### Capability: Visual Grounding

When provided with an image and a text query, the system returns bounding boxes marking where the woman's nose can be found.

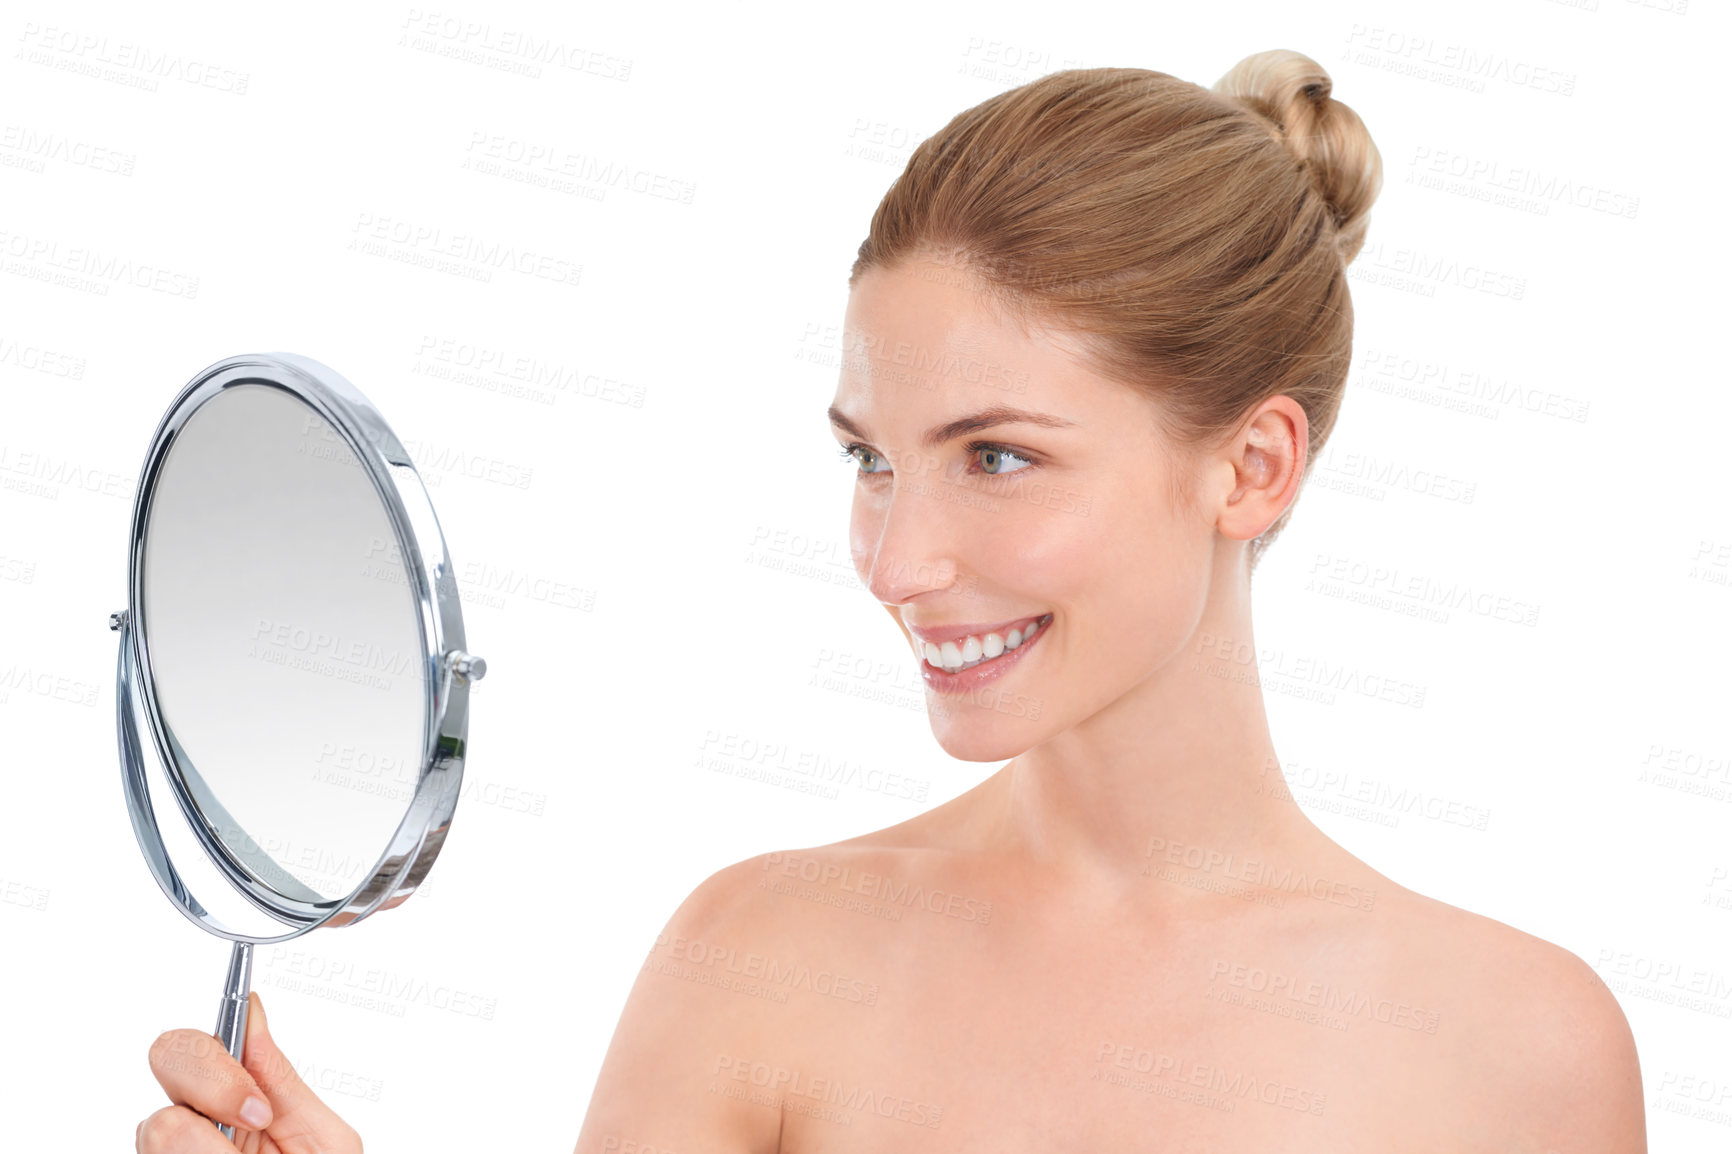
[855,489,963,605]
[865,550,960,605]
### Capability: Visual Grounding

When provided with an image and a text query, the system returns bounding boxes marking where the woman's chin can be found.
[926,714,1042,764]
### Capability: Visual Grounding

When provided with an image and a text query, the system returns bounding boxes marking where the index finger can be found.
[137,1104,253,1154]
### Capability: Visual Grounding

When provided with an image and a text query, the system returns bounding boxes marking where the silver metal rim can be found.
[117,352,472,943]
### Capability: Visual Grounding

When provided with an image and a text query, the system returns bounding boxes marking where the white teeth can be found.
[919,615,1047,673]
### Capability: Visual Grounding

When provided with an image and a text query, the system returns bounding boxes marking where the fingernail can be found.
[239,1095,271,1128]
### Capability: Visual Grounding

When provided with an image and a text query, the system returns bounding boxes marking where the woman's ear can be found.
[1217,396,1307,544]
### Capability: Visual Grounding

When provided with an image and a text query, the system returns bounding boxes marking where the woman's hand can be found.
[137,991,364,1153]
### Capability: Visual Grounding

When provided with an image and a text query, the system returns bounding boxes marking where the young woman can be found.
[136,49,1646,1153]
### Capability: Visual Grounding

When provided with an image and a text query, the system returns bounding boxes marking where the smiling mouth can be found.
[913,613,1052,674]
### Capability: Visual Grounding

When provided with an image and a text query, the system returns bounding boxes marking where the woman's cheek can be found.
[1070,482,1203,634]
[967,495,1085,589]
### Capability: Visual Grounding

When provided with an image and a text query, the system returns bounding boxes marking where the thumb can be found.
[240,992,340,1135]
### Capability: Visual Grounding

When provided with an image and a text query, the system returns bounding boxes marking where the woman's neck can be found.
[977,594,1341,908]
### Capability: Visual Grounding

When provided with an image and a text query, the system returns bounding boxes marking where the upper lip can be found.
[903,613,1048,647]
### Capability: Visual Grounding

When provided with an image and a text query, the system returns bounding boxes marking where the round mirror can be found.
[113,352,485,1137]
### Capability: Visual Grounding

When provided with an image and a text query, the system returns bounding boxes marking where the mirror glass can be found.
[139,383,427,904]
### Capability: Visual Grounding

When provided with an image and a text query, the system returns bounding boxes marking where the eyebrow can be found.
[827,404,1076,450]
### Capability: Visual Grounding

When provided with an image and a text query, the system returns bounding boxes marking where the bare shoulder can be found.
[572,852,817,1154]
[663,780,988,951]
[1378,884,1647,1151]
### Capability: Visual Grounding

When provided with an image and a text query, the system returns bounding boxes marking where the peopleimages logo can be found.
[14,22,251,94]
[348,212,582,288]
[710,1055,944,1128]
[760,852,993,924]
[0,227,199,298]
[1143,836,1377,911]
[647,933,880,1006]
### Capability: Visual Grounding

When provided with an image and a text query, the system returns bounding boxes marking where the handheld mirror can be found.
[112,353,485,1138]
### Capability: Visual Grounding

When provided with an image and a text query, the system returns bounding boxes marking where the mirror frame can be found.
[116,352,475,944]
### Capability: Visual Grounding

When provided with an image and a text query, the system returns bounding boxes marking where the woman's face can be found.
[831,258,1243,762]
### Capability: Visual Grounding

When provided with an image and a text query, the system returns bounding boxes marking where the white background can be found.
[1,0,1727,1149]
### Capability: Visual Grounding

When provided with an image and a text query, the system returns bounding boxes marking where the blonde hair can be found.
[849,49,1384,571]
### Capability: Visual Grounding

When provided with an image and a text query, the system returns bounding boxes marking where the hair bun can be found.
[1212,49,1383,264]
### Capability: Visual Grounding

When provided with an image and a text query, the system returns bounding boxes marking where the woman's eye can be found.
[838,443,889,474]
[971,442,1034,476]
[837,441,1035,478]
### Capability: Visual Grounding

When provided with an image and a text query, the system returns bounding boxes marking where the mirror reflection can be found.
[140,383,427,903]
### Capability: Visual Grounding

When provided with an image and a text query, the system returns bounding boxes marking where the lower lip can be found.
[917,614,1052,694]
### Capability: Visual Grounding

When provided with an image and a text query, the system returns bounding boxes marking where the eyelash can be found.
[836,440,1036,479]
